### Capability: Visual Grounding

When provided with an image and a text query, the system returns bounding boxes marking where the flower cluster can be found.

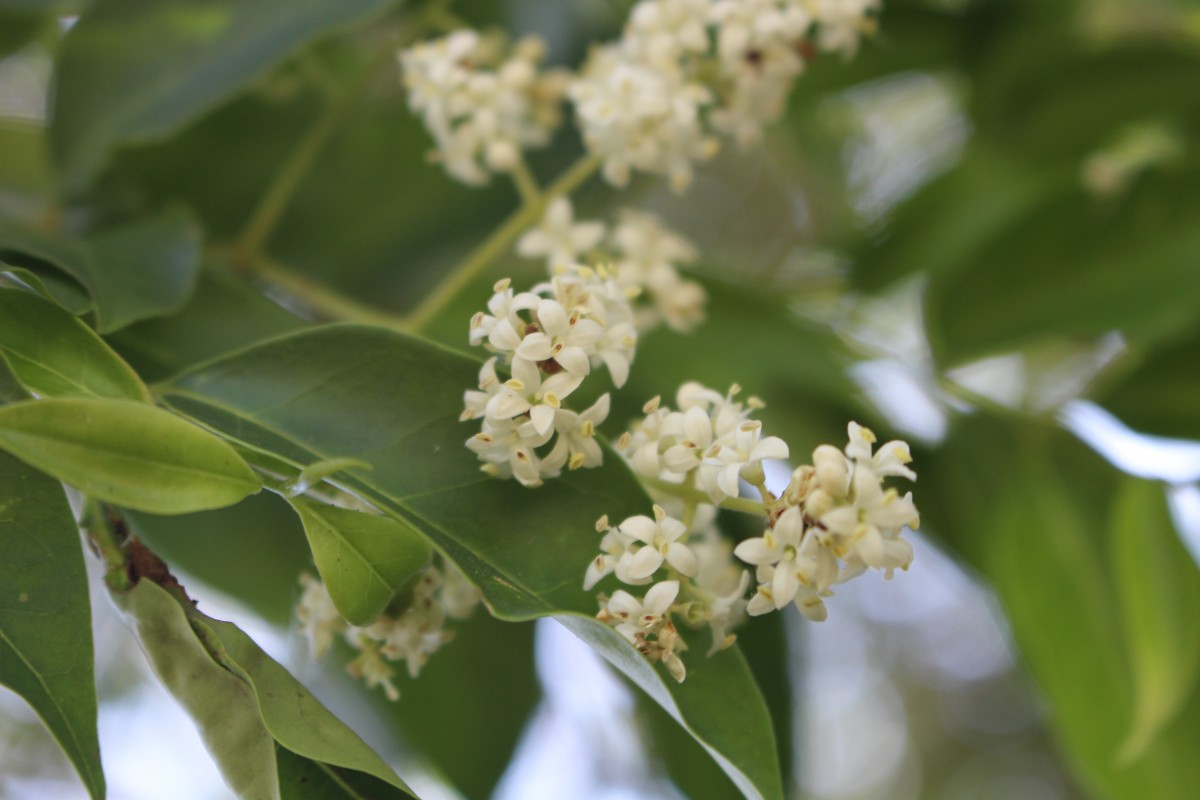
[399,30,569,185]
[462,266,637,486]
[585,384,917,682]
[570,0,883,189]
[296,563,481,700]
[516,198,707,332]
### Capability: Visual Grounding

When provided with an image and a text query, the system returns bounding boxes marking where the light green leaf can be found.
[116,579,415,798]
[114,579,281,799]
[0,287,150,401]
[287,495,432,626]
[161,324,784,800]
[50,0,399,192]
[0,209,202,332]
[195,614,415,796]
[0,397,261,513]
[0,450,104,800]
[1111,478,1200,762]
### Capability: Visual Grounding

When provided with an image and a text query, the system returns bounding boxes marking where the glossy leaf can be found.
[0,450,104,800]
[0,287,150,401]
[51,0,398,192]
[0,209,202,332]
[1111,478,1200,762]
[161,324,784,800]
[0,397,261,513]
[287,495,432,626]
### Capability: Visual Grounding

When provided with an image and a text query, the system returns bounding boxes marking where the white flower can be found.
[615,505,699,583]
[602,579,680,642]
[461,357,502,421]
[820,463,918,574]
[344,633,401,700]
[698,419,790,502]
[296,574,344,660]
[516,198,607,266]
[485,356,584,436]
[515,297,603,377]
[610,209,706,331]
[400,31,569,185]
[624,0,713,67]
[469,278,539,350]
[440,561,482,619]
[844,421,917,481]
[543,393,610,475]
[466,415,553,487]
[808,0,880,57]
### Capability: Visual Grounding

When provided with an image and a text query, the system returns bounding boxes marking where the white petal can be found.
[555,346,591,376]
[666,543,698,577]
[750,436,789,463]
[530,404,556,436]
[620,515,659,544]
[537,299,568,335]
[717,463,742,499]
[488,319,523,352]
[516,332,553,361]
[643,580,679,615]
[734,537,781,566]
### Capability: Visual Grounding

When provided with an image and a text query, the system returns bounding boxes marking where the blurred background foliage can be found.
[2,0,1200,797]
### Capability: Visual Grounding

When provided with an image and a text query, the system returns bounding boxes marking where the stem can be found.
[642,477,767,518]
[80,499,131,592]
[249,254,406,328]
[510,157,542,207]
[236,50,391,260]
[404,153,601,332]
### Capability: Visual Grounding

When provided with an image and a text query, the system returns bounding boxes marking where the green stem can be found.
[404,153,601,332]
[248,255,406,328]
[80,499,131,592]
[642,477,766,517]
[511,157,542,207]
[236,49,391,261]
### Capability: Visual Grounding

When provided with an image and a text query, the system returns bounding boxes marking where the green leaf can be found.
[1096,327,1200,441]
[1,263,92,315]
[0,397,261,513]
[0,209,203,332]
[0,119,52,199]
[925,168,1200,364]
[50,0,399,192]
[287,495,432,626]
[107,264,306,382]
[275,746,412,800]
[115,578,415,798]
[195,612,415,796]
[114,579,281,799]
[1111,478,1200,763]
[160,324,784,800]
[0,450,104,800]
[0,286,150,401]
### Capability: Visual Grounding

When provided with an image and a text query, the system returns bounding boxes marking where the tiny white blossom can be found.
[516,198,607,266]
[698,419,790,503]
[296,574,344,660]
[543,393,610,476]
[614,506,699,583]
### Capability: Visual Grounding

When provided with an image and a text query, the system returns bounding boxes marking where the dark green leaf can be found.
[160,324,784,800]
[1096,327,1200,441]
[925,168,1200,364]
[0,13,45,58]
[0,209,203,332]
[0,286,150,401]
[1,263,92,314]
[0,397,261,513]
[106,264,306,381]
[0,450,104,800]
[287,495,432,626]
[275,745,411,800]
[51,0,399,192]
[1111,478,1200,762]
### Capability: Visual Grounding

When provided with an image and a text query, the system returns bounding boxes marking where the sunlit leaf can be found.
[0,450,104,800]
[0,397,261,513]
[51,0,399,192]
[0,209,203,332]
[287,495,432,626]
[161,324,784,800]
[1111,478,1200,762]
[0,286,150,401]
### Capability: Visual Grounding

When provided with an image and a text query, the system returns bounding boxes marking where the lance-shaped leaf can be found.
[51,0,399,192]
[1111,478,1200,762]
[160,323,784,800]
[0,397,261,513]
[0,450,104,800]
[287,495,433,626]
[0,210,202,332]
[115,578,414,799]
[0,286,151,401]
